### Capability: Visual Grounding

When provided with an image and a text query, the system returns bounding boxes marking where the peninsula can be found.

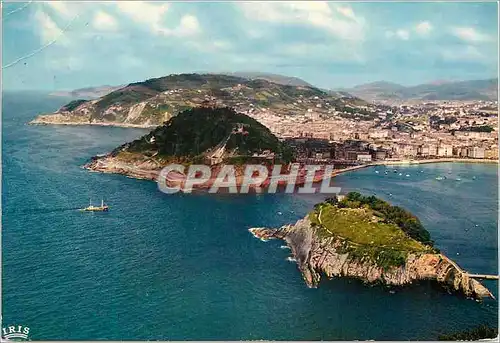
[250,192,495,300]
[29,73,366,128]
[84,106,294,186]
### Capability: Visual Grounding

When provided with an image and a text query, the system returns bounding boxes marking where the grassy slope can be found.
[311,205,429,252]
[309,203,433,270]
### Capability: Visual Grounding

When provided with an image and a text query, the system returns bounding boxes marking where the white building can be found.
[357,154,373,162]
[468,147,485,159]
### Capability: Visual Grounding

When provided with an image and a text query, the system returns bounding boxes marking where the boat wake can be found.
[8,207,82,215]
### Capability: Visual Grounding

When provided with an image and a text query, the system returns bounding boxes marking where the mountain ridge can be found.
[342,78,498,102]
[30,73,370,128]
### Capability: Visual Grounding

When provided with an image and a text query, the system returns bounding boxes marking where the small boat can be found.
[375,171,379,174]
[405,174,410,177]
[398,173,403,176]
[455,178,461,181]
[435,176,445,180]
[80,199,109,212]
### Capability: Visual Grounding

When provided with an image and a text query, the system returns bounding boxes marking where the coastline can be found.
[330,158,498,177]
[83,153,498,190]
[370,158,498,165]
[248,216,495,300]
[28,118,157,129]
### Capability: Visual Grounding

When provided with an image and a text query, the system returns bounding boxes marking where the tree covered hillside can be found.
[114,107,293,163]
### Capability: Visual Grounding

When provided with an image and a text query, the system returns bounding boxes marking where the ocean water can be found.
[2,93,498,340]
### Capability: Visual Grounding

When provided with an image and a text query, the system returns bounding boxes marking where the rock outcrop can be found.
[250,217,494,300]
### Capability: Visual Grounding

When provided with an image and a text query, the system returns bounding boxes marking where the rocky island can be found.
[250,192,494,300]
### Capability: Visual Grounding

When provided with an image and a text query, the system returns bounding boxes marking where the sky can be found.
[1,1,498,91]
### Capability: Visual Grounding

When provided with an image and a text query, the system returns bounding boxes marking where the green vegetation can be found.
[438,325,498,341]
[334,103,378,121]
[136,73,246,93]
[117,107,292,163]
[54,74,370,127]
[338,192,433,245]
[95,86,158,112]
[309,193,434,270]
[140,104,171,121]
[459,125,494,133]
[61,99,87,111]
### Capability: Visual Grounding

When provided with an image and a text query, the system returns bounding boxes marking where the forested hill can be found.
[113,106,292,163]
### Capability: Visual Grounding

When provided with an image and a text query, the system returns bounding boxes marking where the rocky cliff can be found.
[250,216,494,300]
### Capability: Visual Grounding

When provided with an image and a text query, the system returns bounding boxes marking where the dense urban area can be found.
[245,98,498,164]
[35,74,498,166]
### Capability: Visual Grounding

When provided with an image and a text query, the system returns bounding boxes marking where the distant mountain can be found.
[219,72,314,87]
[342,78,498,102]
[31,73,369,128]
[50,85,124,99]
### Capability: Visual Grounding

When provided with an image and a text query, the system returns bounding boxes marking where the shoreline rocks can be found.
[29,115,157,129]
[249,217,494,300]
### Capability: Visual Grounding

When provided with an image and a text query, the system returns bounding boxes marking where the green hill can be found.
[113,106,292,164]
[31,73,369,127]
[343,78,498,102]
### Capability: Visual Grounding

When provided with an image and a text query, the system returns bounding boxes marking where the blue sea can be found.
[2,93,498,340]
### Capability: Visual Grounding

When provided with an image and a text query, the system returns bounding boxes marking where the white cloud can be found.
[93,11,118,31]
[279,42,364,63]
[386,29,410,40]
[451,27,492,43]
[441,45,485,61]
[187,39,232,54]
[238,2,365,41]
[247,29,265,39]
[48,55,83,71]
[415,21,432,35]
[174,15,201,36]
[335,6,358,22]
[212,40,231,50]
[44,1,75,19]
[34,10,69,46]
[116,1,169,33]
[116,2,199,37]
[396,29,410,40]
